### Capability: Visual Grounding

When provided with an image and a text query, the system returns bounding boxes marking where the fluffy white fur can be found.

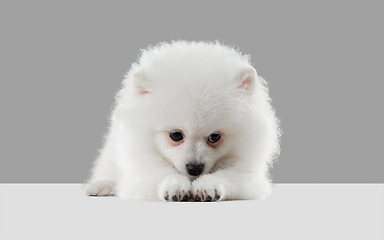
[85,41,281,201]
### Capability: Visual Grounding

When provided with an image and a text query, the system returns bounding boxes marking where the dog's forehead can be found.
[155,106,228,133]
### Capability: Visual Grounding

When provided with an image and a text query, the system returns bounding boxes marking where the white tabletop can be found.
[0,184,383,240]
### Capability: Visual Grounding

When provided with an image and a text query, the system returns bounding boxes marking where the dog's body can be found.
[85,41,280,201]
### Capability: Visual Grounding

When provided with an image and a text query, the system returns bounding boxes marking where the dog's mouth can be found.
[178,168,199,180]
[173,165,205,181]
[161,154,217,180]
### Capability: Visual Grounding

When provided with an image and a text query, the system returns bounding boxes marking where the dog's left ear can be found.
[237,66,257,93]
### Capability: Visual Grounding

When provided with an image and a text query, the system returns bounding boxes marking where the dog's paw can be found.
[191,174,226,202]
[159,174,191,202]
[85,179,116,196]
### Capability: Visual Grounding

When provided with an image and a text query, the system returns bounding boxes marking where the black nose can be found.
[186,163,204,176]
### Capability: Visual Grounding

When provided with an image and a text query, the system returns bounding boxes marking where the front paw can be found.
[85,179,115,196]
[191,174,226,202]
[159,174,191,202]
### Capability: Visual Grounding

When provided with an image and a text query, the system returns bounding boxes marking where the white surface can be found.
[0,184,383,240]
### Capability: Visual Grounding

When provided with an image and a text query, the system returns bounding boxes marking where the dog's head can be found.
[124,42,262,179]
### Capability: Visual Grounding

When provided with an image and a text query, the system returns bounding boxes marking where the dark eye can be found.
[170,131,184,142]
[208,133,221,143]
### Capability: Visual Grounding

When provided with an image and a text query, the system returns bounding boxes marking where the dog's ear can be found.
[237,66,257,93]
[132,70,151,94]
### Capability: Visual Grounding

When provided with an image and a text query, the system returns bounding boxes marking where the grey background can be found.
[0,1,383,183]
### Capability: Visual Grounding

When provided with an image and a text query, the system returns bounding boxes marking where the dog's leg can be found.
[116,166,192,201]
[85,132,118,196]
[191,166,273,201]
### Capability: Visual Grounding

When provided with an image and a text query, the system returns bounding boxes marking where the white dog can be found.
[85,41,280,201]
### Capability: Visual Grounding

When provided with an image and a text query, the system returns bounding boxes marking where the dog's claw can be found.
[194,195,202,202]
[181,195,189,201]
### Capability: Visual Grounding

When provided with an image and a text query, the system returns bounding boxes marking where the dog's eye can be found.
[208,133,221,143]
[170,131,184,142]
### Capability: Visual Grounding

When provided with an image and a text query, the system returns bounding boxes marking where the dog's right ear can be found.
[132,70,151,94]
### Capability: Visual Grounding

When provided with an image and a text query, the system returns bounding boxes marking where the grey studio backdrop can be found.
[0,1,383,184]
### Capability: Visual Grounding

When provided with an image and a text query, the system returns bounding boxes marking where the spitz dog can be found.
[85,41,280,201]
